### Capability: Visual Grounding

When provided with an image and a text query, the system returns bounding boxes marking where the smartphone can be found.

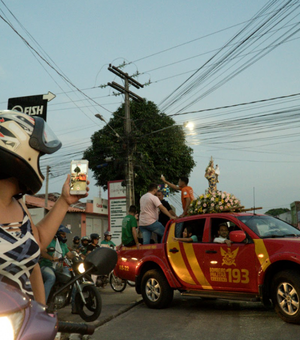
[70,160,89,195]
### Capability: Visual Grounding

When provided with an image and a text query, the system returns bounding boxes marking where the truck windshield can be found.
[236,215,300,238]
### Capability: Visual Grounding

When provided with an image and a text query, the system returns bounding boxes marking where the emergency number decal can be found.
[119,265,129,271]
[210,268,250,284]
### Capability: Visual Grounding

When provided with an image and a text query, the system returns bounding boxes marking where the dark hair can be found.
[129,205,137,213]
[148,183,158,191]
[184,225,194,236]
[179,176,189,185]
[218,223,228,230]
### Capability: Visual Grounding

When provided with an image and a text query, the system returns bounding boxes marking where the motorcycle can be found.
[46,247,117,322]
[95,244,127,292]
[0,282,95,340]
[96,270,127,292]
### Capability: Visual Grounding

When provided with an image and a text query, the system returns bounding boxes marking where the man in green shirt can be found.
[40,225,74,302]
[122,205,140,248]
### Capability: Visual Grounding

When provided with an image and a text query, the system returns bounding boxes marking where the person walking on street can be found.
[161,175,194,217]
[139,183,177,244]
[121,205,140,248]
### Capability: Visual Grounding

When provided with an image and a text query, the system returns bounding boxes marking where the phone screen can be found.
[70,160,88,194]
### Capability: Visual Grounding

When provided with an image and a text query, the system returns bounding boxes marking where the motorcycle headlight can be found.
[78,263,85,274]
[0,309,25,340]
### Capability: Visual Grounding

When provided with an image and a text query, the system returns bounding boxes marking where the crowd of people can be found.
[121,175,195,247]
[0,109,198,311]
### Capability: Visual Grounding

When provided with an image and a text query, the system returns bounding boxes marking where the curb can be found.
[61,297,143,340]
[95,297,143,327]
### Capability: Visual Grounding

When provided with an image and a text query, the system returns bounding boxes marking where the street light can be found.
[184,121,195,131]
[95,113,120,138]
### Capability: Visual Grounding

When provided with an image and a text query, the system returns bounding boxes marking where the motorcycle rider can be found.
[101,231,116,248]
[0,110,89,304]
[70,235,81,253]
[40,225,75,304]
[86,233,100,255]
[79,236,90,257]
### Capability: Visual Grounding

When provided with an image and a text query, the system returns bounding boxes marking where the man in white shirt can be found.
[139,183,176,244]
[213,223,232,246]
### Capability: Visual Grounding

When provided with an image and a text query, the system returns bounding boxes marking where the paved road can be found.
[57,285,142,339]
[90,292,300,340]
[57,286,300,340]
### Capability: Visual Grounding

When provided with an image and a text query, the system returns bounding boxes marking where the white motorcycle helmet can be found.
[0,110,62,194]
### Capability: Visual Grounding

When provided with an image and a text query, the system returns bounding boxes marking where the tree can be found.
[265,208,290,216]
[84,100,195,200]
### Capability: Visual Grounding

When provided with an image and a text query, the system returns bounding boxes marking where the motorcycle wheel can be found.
[110,273,127,292]
[75,285,102,322]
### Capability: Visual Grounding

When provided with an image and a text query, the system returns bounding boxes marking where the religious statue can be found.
[204,157,220,193]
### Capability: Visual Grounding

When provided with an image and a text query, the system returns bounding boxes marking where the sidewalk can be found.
[57,285,143,339]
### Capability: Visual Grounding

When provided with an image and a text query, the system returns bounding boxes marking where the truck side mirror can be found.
[230,230,246,243]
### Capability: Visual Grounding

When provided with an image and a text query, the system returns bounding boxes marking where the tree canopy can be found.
[265,208,290,216]
[84,100,195,199]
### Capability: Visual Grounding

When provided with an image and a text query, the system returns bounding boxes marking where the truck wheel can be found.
[141,269,173,309]
[271,270,300,324]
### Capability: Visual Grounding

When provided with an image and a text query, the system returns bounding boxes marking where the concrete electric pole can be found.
[107,64,144,212]
[44,165,51,215]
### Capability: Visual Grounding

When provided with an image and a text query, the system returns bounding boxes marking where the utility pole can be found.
[45,165,50,215]
[108,64,144,212]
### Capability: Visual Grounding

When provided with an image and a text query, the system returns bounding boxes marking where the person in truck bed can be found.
[121,205,141,248]
[139,183,176,244]
[161,175,194,217]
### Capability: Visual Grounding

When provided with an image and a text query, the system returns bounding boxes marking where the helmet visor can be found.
[30,117,62,154]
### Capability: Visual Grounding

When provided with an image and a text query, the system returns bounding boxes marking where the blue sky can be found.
[1,1,300,214]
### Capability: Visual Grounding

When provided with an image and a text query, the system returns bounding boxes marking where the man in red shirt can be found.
[161,175,194,217]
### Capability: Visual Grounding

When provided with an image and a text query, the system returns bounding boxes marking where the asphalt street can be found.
[57,285,142,339]
[57,286,300,340]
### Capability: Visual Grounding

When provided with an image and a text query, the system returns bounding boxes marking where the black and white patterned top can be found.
[0,202,40,299]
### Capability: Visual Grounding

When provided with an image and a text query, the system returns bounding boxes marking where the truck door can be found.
[166,219,213,290]
[201,217,258,292]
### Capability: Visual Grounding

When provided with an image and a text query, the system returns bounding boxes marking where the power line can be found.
[158,1,300,114]
[168,91,300,117]
[0,13,112,115]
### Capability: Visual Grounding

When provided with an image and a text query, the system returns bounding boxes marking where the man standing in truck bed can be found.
[161,175,194,217]
[139,183,176,244]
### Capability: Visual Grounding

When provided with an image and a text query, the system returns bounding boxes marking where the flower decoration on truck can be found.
[188,190,243,215]
[188,157,243,215]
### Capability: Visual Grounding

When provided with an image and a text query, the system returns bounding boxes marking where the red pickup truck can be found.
[115,212,300,324]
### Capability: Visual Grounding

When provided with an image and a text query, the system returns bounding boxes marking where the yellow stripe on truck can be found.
[253,239,271,272]
[183,243,213,290]
[167,223,196,285]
